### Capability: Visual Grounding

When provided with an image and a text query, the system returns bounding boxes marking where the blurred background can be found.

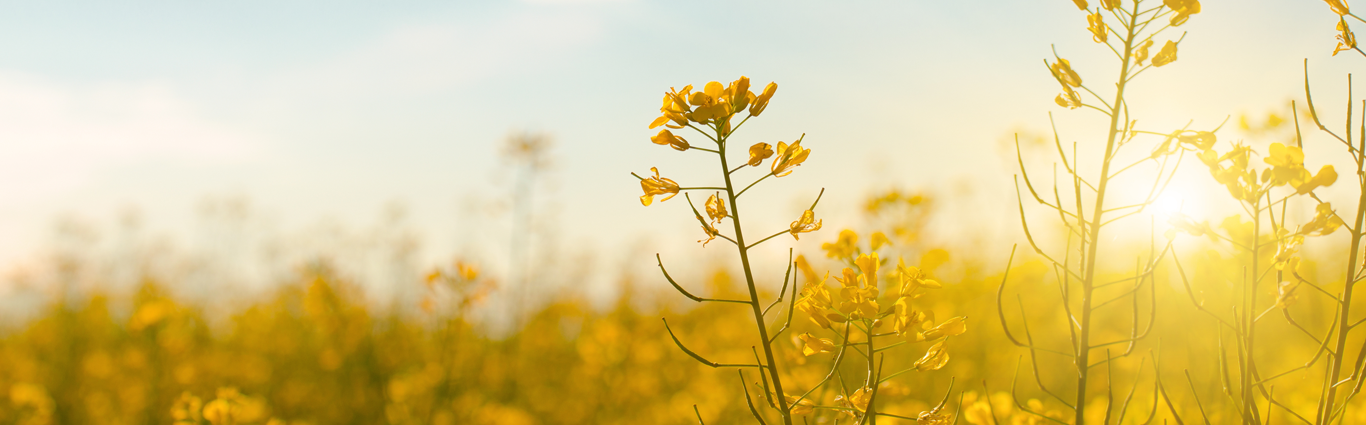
[0,0,1361,423]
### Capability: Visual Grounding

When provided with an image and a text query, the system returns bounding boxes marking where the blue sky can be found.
[0,0,1355,301]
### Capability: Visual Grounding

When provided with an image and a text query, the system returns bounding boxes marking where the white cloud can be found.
[0,72,264,203]
[269,11,604,99]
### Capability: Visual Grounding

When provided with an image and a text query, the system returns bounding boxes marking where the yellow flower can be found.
[1164,0,1200,26]
[1098,0,1119,9]
[1327,0,1351,15]
[649,85,693,129]
[822,229,859,259]
[1301,202,1344,236]
[750,82,778,116]
[727,76,752,112]
[704,192,728,225]
[649,129,690,151]
[914,340,951,371]
[789,209,823,240]
[1135,39,1154,65]
[1295,165,1338,195]
[917,409,952,425]
[870,231,891,250]
[1087,12,1108,43]
[1050,58,1083,87]
[1056,86,1083,109]
[798,333,837,356]
[1152,40,1178,67]
[747,142,774,167]
[772,137,811,177]
[836,265,879,320]
[1070,0,1088,10]
[855,252,880,289]
[1336,18,1357,56]
[921,316,968,340]
[697,219,720,247]
[638,167,680,206]
[836,387,874,415]
[896,258,943,296]
[1264,143,1307,186]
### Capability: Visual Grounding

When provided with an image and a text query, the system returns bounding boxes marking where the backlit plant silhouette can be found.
[1000,0,1210,423]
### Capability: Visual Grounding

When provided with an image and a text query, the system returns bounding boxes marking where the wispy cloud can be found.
[0,71,264,203]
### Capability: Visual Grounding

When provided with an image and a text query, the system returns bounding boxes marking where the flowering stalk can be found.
[635,77,820,424]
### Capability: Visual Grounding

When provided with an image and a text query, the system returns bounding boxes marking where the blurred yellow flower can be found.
[1165,0,1200,26]
[1087,12,1108,43]
[1295,165,1338,195]
[650,129,690,151]
[638,167,680,206]
[747,142,774,167]
[1050,58,1083,87]
[1071,0,1088,10]
[1056,87,1083,109]
[822,229,859,259]
[789,210,823,240]
[1135,39,1154,65]
[1301,202,1344,236]
[1099,0,1119,9]
[870,231,891,250]
[771,137,811,177]
[1152,40,1178,67]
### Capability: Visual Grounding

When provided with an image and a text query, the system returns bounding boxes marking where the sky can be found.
[0,0,1358,304]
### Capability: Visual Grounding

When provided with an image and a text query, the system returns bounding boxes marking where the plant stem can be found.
[718,126,793,425]
[1073,5,1139,425]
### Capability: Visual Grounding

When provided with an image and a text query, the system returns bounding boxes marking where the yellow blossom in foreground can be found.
[771,137,811,177]
[789,210,823,240]
[1098,0,1119,9]
[1165,0,1200,26]
[747,142,774,166]
[649,129,689,151]
[1087,12,1107,43]
[1071,0,1088,11]
[914,340,951,371]
[1152,40,1178,67]
[638,167,680,206]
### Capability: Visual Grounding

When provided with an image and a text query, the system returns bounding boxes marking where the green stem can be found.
[718,126,794,425]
